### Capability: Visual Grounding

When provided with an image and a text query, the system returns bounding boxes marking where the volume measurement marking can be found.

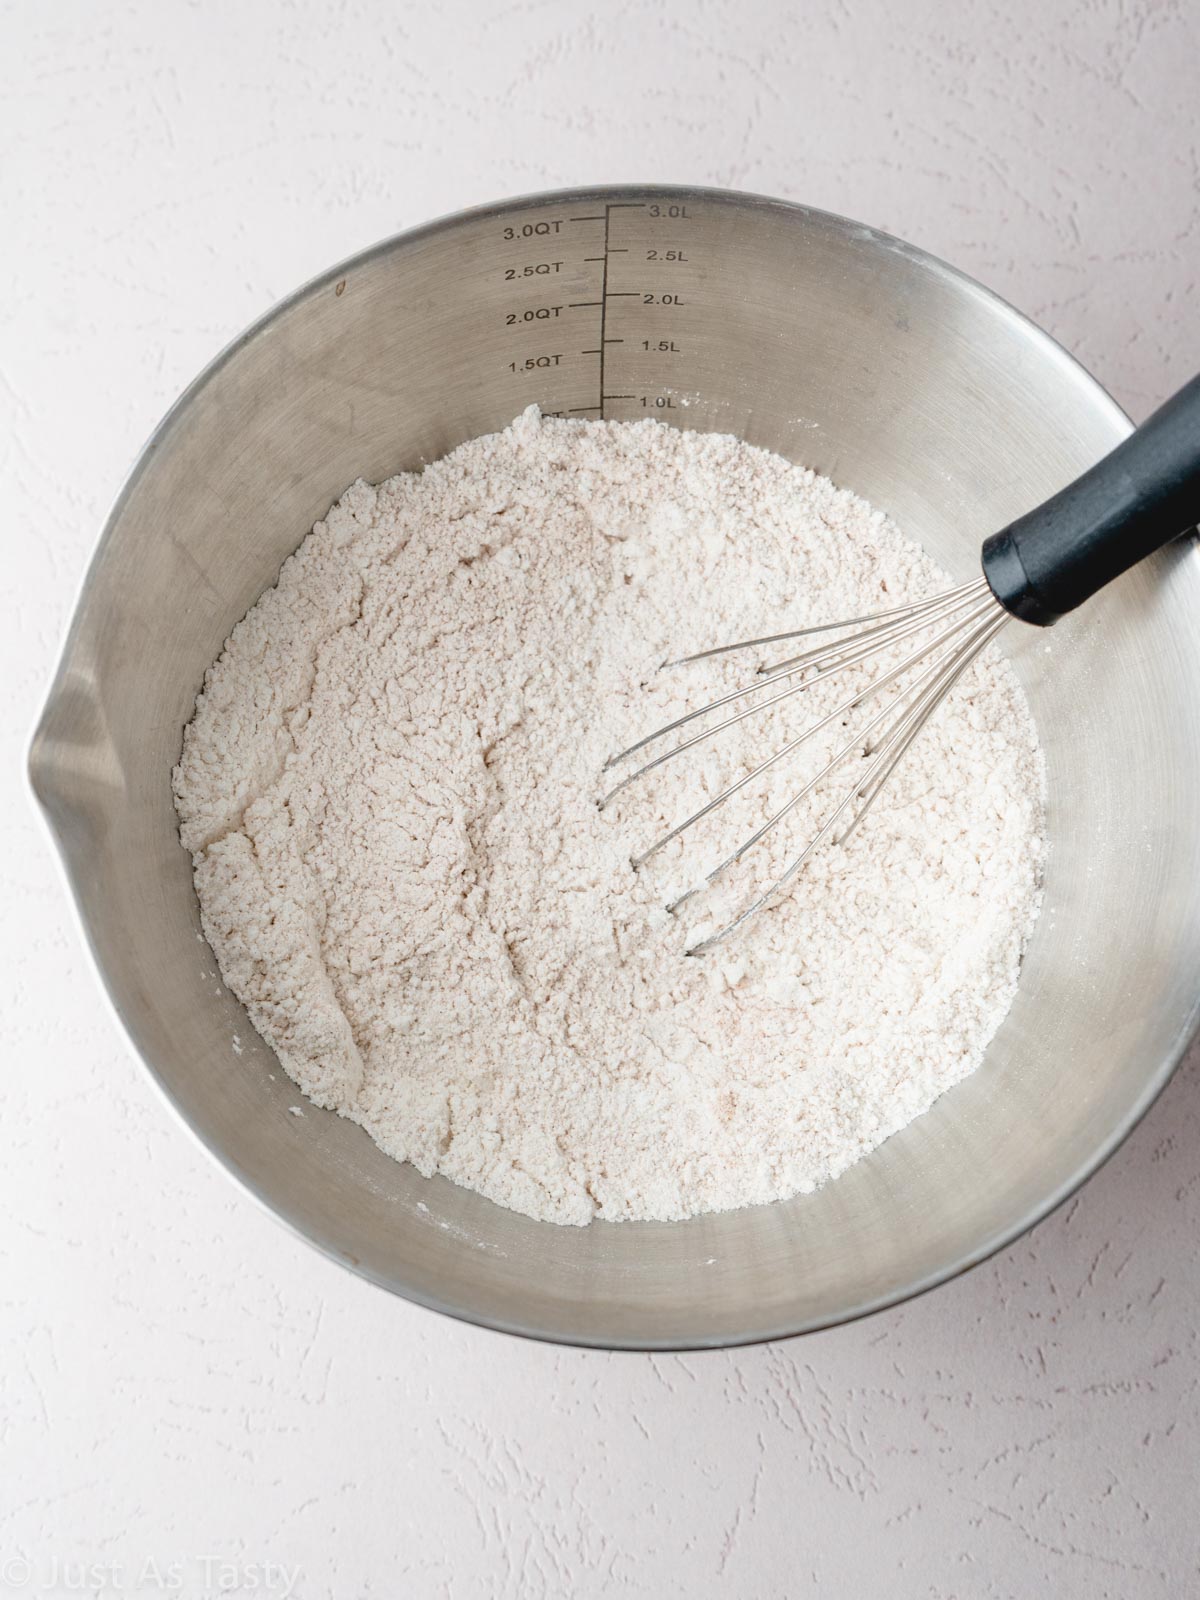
[574,202,646,418]
[503,201,691,415]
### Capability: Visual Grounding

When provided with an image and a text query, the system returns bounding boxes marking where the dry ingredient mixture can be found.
[174,409,1045,1225]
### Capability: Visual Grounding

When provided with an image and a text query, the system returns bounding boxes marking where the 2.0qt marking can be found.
[505,306,564,324]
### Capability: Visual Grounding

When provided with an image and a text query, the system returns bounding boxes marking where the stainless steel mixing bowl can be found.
[30,185,1200,1349]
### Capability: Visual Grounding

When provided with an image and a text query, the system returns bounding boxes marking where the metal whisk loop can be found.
[601,575,1011,952]
[835,610,1009,852]
[629,592,997,868]
[665,577,990,668]
[664,620,989,914]
[600,577,991,806]
[684,606,1009,955]
[756,579,990,676]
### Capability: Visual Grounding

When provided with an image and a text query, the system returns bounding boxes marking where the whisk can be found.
[601,374,1200,955]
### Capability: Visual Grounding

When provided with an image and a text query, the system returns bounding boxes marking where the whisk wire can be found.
[604,569,1011,951]
[834,609,1008,850]
[666,577,990,668]
[631,592,996,869]
[758,579,990,676]
[684,606,1008,955]
[666,618,993,913]
[601,579,991,798]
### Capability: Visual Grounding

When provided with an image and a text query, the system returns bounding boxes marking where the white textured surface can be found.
[3,0,1199,1593]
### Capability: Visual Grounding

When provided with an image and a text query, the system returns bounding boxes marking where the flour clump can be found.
[173,409,1045,1225]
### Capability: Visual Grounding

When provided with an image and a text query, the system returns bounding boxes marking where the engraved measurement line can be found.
[595,202,645,416]
[598,208,612,416]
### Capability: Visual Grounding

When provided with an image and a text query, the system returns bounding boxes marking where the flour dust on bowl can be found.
[31,186,1200,1349]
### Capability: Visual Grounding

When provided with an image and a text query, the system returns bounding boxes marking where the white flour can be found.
[174,409,1045,1225]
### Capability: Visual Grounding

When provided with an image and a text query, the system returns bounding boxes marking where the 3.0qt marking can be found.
[502,220,565,238]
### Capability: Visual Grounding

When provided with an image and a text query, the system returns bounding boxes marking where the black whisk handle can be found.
[981,372,1200,626]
